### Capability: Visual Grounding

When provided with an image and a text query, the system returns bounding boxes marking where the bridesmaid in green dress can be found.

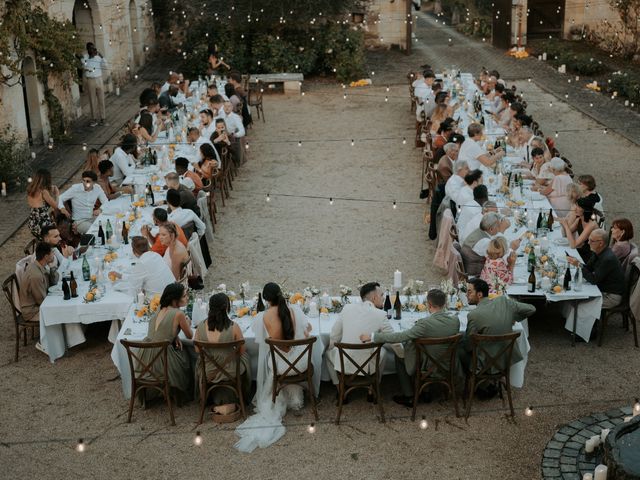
[195,293,251,415]
[139,282,194,402]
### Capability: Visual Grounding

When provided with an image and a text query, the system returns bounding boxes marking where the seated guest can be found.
[524,147,552,183]
[480,237,515,293]
[136,92,163,143]
[326,282,402,387]
[610,218,635,265]
[432,119,454,150]
[159,223,190,282]
[444,160,469,210]
[516,126,535,164]
[434,132,464,163]
[20,242,58,322]
[58,171,109,234]
[359,288,460,407]
[109,133,138,186]
[577,174,604,213]
[559,198,600,262]
[97,160,132,200]
[429,143,461,240]
[159,84,181,111]
[223,100,246,167]
[461,212,518,276]
[457,169,483,210]
[208,94,226,121]
[179,126,218,166]
[537,157,573,217]
[462,278,535,371]
[109,236,175,295]
[458,123,504,172]
[194,143,220,182]
[211,118,231,158]
[224,83,242,112]
[456,185,488,237]
[567,229,625,309]
[40,225,74,272]
[175,156,203,195]
[460,200,497,243]
[227,71,252,127]
[166,189,206,237]
[165,172,200,216]
[199,108,216,139]
[531,136,552,161]
[195,292,251,416]
[494,91,516,128]
[138,282,193,402]
[141,208,188,255]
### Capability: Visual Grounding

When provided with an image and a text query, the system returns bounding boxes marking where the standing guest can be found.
[109,236,175,295]
[164,172,200,216]
[459,123,504,172]
[610,218,635,265]
[227,71,252,127]
[82,42,108,127]
[325,282,402,387]
[194,293,251,416]
[26,169,58,239]
[175,157,203,195]
[19,242,58,323]
[480,237,515,293]
[141,208,188,256]
[223,101,246,166]
[359,289,460,407]
[567,229,625,309]
[57,171,109,234]
[83,148,101,174]
[138,282,193,402]
[158,223,190,282]
[211,118,232,158]
[109,134,138,186]
[538,157,573,217]
[166,189,206,237]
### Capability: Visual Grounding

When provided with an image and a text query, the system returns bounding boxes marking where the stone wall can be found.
[0,0,155,145]
[364,0,412,51]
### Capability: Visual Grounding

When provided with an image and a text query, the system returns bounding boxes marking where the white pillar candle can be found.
[137,291,145,308]
[585,438,595,453]
[593,465,607,480]
[590,435,600,447]
[542,52,547,60]
[624,416,633,422]
[1,182,6,197]
[600,429,610,442]
[583,474,593,480]
[116,87,120,96]
[394,270,402,288]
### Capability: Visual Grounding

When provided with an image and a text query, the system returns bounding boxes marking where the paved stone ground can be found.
[542,407,634,479]
[0,57,180,247]
[366,13,640,146]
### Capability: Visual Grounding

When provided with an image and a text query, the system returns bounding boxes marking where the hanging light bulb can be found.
[76,439,86,452]
[555,131,559,138]
[350,139,355,146]
[27,177,33,183]
[402,138,407,145]
[419,416,428,429]
[297,141,302,147]
[385,96,388,102]
[386,85,390,92]
[82,143,87,151]
[343,93,347,100]
[47,138,54,150]
[193,431,203,446]
[393,201,397,209]
[603,128,608,134]
[329,198,334,205]
[524,406,534,417]
[245,142,249,150]
[307,423,316,433]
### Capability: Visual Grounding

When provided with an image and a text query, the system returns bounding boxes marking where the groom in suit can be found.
[325,282,403,388]
[360,289,460,407]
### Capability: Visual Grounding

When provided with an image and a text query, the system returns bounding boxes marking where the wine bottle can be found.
[547,208,554,231]
[122,221,129,245]
[536,211,543,230]
[563,266,572,291]
[383,291,392,320]
[574,267,583,291]
[256,293,265,312]
[152,150,158,165]
[105,219,113,242]
[393,290,402,320]
[528,248,536,273]
[62,276,71,300]
[69,271,78,298]
[528,269,536,293]
[146,183,155,206]
[82,255,91,281]
[97,221,105,246]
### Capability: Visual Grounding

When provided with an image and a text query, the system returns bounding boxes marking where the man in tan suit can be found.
[325,282,402,389]
[19,243,58,322]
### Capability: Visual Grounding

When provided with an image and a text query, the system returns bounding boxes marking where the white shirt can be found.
[200,121,216,140]
[459,138,486,171]
[224,112,245,138]
[160,81,170,94]
[126,251,175,297]
[456,200,482,236]
[460,212,483,243]
[82,54,108,79]
[168,207,206,237]
[457,186,474,210]
[58,184,109,221]
[109,147,135,185]
[445,175,466,205]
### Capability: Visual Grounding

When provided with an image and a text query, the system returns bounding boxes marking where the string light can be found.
[329,197,334,205]
[307,423,316,433]
[402,138,406,145]
[393,201,397,209]
[419,416,428,429]
[82,143,87,151]
[47,138,54,150]
[297,140,302,147]
[265,194,270,202]
[76,439,86,452]
[525,406,534,417]
[350,139,354,146]
[193,431,203,446]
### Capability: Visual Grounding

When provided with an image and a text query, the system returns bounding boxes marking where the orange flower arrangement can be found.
[289,292,304,304]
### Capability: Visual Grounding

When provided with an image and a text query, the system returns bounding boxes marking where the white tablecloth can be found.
[110,300,530,399]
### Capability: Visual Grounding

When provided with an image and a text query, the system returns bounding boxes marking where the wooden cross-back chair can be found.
[265,337,318,420]
[465,332,521,419]
[120,339,175,425]
[3,273,39,362]
[412,334,463,419]
[194,339,247,424]
[248,82,265,122]
[334,342,385,425]
[598,262,640,347]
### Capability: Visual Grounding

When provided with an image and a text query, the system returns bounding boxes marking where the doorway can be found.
[527,0,565,39]
[21,57,44,145]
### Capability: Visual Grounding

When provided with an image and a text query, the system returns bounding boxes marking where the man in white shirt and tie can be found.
[109,134,138,186]
[109,237,176,296]
[82,43,108,127]
[58,171,109,234]
[325,282,402,391]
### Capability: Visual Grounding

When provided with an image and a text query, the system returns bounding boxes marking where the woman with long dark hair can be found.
[194,293,251,417]
[26,168,58,239]
[137,282,193,401]
[235,282,319,453]
[194,143,219,181]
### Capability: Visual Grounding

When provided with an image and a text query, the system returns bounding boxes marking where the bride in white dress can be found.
[235,283,322,452]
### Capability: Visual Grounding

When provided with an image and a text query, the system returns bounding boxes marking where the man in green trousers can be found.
[360,289,460,407]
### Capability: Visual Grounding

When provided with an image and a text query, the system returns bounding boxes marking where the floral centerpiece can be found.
[239,281,250,305]
[83,286,100,303]
[402,279,424,298]
[216,283,237,301]
[339,285,352,305]
[135,294,161,319]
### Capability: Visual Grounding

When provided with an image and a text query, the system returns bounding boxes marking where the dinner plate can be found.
[530,192,544,201]
[554,238,569,246]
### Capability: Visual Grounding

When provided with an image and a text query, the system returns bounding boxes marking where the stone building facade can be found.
[0,0,155,145]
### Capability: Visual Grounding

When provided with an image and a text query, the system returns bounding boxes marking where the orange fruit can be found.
[85,292,94,301]
[320,307,329,314]
[553,285,562,293]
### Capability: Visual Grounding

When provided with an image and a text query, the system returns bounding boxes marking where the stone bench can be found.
[249,73,303,93]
